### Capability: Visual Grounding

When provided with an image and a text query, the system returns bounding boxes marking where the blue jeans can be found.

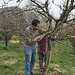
[24,46,37,75]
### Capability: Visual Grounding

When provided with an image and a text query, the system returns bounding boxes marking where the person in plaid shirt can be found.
[38,27,50,72]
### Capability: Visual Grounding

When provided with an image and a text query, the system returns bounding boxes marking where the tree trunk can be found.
[5,36,8,46]
[74,49,75,55]
[71,40,75,55]
[73,44,75,55]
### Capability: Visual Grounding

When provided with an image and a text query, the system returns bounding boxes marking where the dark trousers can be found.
[38,53,46,69]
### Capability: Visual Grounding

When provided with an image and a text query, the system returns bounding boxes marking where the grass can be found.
[0,41,75,75]
[51,41,75,75]
[0,42,25,75]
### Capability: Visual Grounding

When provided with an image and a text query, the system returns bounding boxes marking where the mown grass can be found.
[0,41,75,75]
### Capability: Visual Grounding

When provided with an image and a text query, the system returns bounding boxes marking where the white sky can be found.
[0,0,74,19]
[0,0,28,8]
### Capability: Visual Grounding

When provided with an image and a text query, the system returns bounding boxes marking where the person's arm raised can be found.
[42,26,50,32]
[39,26,50,35]
[28,34,44,43]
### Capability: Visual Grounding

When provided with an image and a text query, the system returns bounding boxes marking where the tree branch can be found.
[30,0,57,21]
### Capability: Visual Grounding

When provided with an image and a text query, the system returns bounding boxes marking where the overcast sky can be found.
[0,0,74,19]
[0,0,28,8]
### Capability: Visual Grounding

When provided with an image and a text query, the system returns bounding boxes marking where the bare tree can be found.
[22,0,75,74]
[0,0,75,74]
[0,7,25,46]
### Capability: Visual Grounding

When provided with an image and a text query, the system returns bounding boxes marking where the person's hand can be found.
[40,34,44,38]
[36,34,44,40]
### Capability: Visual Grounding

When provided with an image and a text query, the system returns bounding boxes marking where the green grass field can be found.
[0,41,75,75]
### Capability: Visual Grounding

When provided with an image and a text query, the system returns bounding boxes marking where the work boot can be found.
[30,72,35,75]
